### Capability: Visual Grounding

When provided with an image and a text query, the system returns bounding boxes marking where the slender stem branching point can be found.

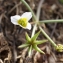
[20,0,57,50]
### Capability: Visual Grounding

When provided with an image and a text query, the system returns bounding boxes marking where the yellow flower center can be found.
[18,18,28,27]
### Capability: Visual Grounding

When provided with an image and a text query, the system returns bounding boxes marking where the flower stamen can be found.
[18,18,28,27]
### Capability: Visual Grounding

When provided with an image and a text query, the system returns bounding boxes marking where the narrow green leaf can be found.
[25,32,31,42]
[18,44,29,48]
[33,44,45,54]
[28,45,32,57]
[34,40,48,45]
[31,31,41,41]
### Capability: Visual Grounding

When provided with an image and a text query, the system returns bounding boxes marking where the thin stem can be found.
[39,19,63,23]
[31,24,37,37]
[39,26,57,47]
[36,0,44,21]
[20,0,36,21]
[31,0,44,37]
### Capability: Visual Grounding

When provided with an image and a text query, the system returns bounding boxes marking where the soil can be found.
[0,0,63,63]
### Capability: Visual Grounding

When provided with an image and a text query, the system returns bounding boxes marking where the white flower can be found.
[11,12,32,30]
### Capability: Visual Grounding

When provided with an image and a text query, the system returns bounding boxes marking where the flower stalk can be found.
[39,26,57,47]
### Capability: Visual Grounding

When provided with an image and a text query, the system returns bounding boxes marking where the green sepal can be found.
[34,40,48,45]
[33,44,45,54]
[28,45,32,57]
[18,44,29,48]
[25,32,31,42]
[31,31,41,41]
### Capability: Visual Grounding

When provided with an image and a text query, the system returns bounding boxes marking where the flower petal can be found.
[20,12,32,21]
[26,23,31,30]
[11,15,21,25]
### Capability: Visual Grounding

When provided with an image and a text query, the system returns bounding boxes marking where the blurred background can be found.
[0,0,63,63]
